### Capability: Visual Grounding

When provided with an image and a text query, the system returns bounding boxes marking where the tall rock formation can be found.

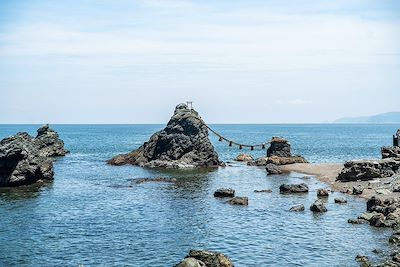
[108,103,221,168]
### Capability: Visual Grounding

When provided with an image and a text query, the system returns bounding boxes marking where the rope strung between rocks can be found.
[181,113,271,150]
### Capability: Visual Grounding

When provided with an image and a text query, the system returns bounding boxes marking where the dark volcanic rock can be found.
[265,163,283,175]
[34,124,68,157]
[228,197,248,206]
[267,137,292,157]
[310,199,327,212]
[214,188,235,198]
[337,159,400,182]
[382,146,400,159]
[0,124,67,187]
[107,103,221,168]
[279,183,309,194]
[174,250,234,267]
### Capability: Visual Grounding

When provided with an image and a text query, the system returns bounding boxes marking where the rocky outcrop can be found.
[34,124,68,157]
[248,137,307,166]
[0,125,67,187]
[107,104,221,168]
[337,159,400,182]
[382,146,400,159]
[279,183,309,194]
[174,250,234,267]
[235,154,253,162]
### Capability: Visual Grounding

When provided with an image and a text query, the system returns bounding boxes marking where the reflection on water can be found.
[0,124,397,267]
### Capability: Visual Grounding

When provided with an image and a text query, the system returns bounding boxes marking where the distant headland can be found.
[334,112,400,123]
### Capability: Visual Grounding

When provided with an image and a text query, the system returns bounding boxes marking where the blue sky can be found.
[0,0,399,123]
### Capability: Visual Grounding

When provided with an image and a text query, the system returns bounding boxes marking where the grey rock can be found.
[382,146,400,159]
[175,250,234,267]
[337,159,400,182]
[352,185,364,195]
[334,197,347,204]
[254,189,272,193]
[228,197,248,206]
[279,183,309,194]
[265,164,283,175]
[107,104,221,168]
[267,137,292,157]
[289,204,305,212]
[317,188,329,197]
[34,124,68,157]
[310,199,327,212]
[175,257,206,267]
[348,218,368,224]
[214,188,235,198]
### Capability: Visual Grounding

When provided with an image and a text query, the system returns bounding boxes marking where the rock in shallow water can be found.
[310,199,327,212]
[334,197,347,204]
[174,250,234,267]
[279,183,309,194]
[228,197,248,206]
[317,188,329,197]
[214,188,235,198]
[107,103,221,168]
[289,204,305,212]
[0,125,67,187]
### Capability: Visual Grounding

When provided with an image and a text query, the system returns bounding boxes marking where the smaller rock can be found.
[254,189,272,193]
[392,185,400,192]
[334,197,347,204]
[393,252,400,263]
[235,154,253,162]
[358,211,379,221]
[389,234,400,244]
[367,196,382,211]
[289,204,305,212]
[369,213,387,227]
[266,164,283,175]
[348,218,368,224]
[228,197,248,206]
[355,255,370,267]
[317,188,329,197]
[279,183,309,194]
[175,257,206,267]
[310,199,327,212]
[372,248,383,254]
[376,189,391,195]
[214,188,235,198]
[135,177,177,184]
[352,186,364,195]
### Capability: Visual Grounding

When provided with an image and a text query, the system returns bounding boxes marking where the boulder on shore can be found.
[174,250,234,267]
[279,183,309,194]
[382,146,400,159]
[107,103,221,168]
[0,125,67,187]
[337,159,400,182]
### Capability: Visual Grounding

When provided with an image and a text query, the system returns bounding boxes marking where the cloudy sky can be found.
[0,0,399,123]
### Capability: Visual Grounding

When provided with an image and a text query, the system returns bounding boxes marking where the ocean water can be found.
[0,124,398,267]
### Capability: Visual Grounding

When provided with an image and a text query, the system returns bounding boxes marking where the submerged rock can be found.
[228,197,248,206]
[135,177,177,184]
[310,199,327,212]
[337,159,400,182]
[174,250,234,267]
[254,189,272,193]
[334,197,347,204]
[279,183,309,194]
[0,125,67,187]
[235,154,253,162]
[214,188,235,198]
[107,104,221,168]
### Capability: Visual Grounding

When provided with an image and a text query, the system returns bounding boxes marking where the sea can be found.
[0,124,398,267]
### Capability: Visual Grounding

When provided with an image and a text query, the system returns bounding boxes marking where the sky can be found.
[0,0,399,124]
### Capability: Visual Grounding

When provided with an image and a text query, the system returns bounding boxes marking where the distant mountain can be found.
[334,112,400,123]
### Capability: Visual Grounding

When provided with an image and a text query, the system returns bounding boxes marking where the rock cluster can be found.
[248,137,307,168]
[382,146,400,159]
[174,250,234,267]
[0,125,67,187]
[107,103,221,168]
[337,159,400,182]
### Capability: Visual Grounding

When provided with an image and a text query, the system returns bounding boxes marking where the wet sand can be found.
[281,163,400,199]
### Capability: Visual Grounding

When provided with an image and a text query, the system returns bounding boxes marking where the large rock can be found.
[34,124,69,157]
[267,137,292,157]
[214,188,235,198]
[107,104,221,168]
[382,146,400,159]
[175,250,234,267]
[265,163,283,175]
[0,125,67,187]
[279,183,309,193]
[310,199,327,212]
[337,159,400,182]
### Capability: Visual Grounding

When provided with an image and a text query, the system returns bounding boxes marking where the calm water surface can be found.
[0,124,398,267]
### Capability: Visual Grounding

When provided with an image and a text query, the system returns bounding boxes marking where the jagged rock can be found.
[107,104,221,168]
[235,154,253,162]
[289,204,305,212]
[214,188,235,198]
[317,188,329,197]
[337,159,400,182]
[228,197,248,206]
[34,124,68,157]
[174,250,234,267]
[334,197,347,204]
[265,164,283,175]
[0,132,53,187]
[382,146,400,159]
[310,199,327,212]
[267,137,292,157]
[348,218,368,224]
[279,183,309,194]
[353,185,364,195]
